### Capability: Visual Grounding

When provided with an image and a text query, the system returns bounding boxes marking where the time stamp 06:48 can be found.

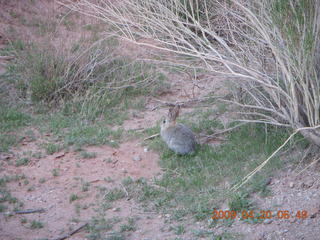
[212,210,308,220]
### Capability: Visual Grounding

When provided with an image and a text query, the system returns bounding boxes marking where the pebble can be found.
[144,147,148,152]
[133,155,142,161]
[289,182,294,188]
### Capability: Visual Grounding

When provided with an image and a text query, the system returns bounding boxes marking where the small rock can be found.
[133,155,142,161]
[144,147,149,152]
[112,208,117,212]
[264,219,273,224]
[289,182,294,188]
[165,214,170,218]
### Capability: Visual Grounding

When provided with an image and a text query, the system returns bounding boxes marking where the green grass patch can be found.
[87,217,121,240]
[0,175,26,212]
[0,107,31,132]
[104,188,126,202]
[44,143,62,155]
[29,220,44,229]
[80,151,97,159]
[119,218,136,232]
[141,107,305,223]
[69,193,80,203]
[15,157,29,167]
[0,107,31,152]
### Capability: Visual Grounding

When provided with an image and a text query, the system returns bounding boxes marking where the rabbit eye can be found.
[163,120,166,124]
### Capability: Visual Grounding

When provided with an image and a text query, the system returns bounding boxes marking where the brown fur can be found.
[168,105,180,126]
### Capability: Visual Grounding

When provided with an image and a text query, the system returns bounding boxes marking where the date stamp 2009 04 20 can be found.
[212,209,308,221]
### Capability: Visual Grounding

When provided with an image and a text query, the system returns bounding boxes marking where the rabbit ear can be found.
[168,105,180,121]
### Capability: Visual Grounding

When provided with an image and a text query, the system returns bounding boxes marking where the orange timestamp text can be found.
[212,209,308,220]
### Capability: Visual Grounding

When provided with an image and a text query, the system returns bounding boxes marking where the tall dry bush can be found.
[61,0,320,146]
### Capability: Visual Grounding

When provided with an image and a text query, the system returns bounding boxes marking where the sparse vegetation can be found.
[44,143,62,155]
[119,217,136,232]
[52,168,60,177]
[80,151,97,159]
[69,193,79,202]
[30,220,44,229]
[0,0,318,239]
[104,188,126,202]
[15,157,29,167]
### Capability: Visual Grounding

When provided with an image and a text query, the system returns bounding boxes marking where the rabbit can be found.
[160,105,197,154]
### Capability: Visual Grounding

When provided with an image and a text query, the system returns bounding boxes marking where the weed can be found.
[0,107,31,152]
[52,168,60,177]
[39,178,46,184]
[21,218,27,224]
[81,181,90,192]
[106,232,125,240]
[15,158,29,167]
[44,143,62,155]
[30,220,44,229]
[87,217,121,240]
[75,203,81,215]
[69,194,79,203]
[80,151,97,159]
[71,217,80,223]
[121,177,133,186]
[104,188,125,202]
[192,229,213,238]
[0,107,31,132]
[172,209,188,221]
[120,217,136,232]
[170,225,185,235]
[32,152,43,159]
[228,193,252,212]
[0,134,20,152]
[104,158,113,163]
[0,204,6,212]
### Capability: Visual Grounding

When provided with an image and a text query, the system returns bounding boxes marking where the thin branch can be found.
[143,133,160,141]
[5,209,46,215]
[53,223,88,240]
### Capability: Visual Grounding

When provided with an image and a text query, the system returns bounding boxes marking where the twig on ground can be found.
[4,208,45,215]
[143,133,160,141]
[53,223,88,240]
